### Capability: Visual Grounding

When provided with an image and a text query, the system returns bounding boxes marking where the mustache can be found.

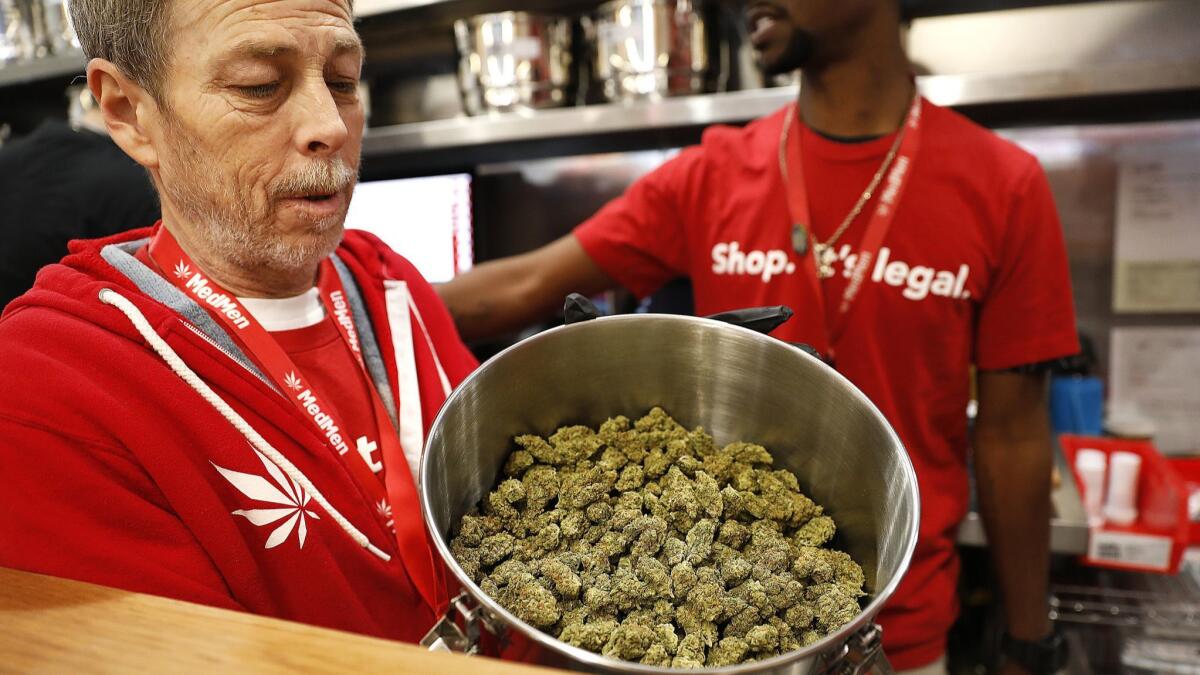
[271,159,358,199]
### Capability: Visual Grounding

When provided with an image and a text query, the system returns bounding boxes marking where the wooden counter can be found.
[0,567,569,674]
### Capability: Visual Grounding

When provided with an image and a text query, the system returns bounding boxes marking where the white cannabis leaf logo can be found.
[377,499,394,531]
[284,371,303,391]
[212,448,320,550]
[173,260,192,279]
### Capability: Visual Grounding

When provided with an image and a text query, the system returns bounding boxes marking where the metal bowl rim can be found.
[419,313,921,673]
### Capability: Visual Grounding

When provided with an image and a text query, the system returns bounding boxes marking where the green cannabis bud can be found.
[450,408,866,667]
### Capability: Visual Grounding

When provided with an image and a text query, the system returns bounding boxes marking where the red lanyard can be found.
[149,225,445,613]
[783,95,923,358]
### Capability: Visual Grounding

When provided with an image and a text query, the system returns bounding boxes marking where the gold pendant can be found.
[791,224,809,256]
[813,243,837,280]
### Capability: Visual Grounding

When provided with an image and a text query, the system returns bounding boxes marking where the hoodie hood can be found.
[5,226,238,360]
[5,227,159,334]
[8,225,401,420]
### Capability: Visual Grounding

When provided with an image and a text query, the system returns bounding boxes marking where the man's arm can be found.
[437,234,617,342]
[440,143,710,342]
[973,371,1054,655]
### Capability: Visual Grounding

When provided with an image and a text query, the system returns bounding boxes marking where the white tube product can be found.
[1074,448,1107,527]
[1104,451,1142,526]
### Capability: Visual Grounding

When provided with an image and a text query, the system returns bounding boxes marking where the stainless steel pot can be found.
[421,314,920,674]
[455,11,573,115]
[587,0,709,101]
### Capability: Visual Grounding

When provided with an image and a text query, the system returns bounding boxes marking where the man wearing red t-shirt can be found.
[440,1,1077,672]
[0,0,480,646]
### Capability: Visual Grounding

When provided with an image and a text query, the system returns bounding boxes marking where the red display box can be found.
[1165,456,1200,547]
[1060,435,1189,575]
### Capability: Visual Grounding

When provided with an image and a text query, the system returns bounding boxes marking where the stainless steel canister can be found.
[0,0,33,64]
[588,0,708,101]
[421,314,921,674]
[35,0,81,56]
[455,11,573,115]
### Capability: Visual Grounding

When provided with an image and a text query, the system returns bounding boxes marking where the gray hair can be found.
[69,1,356,102]
[69,0,174,100]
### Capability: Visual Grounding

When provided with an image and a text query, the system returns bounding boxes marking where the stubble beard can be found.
[761,28,816,78]
[158,117,358,276]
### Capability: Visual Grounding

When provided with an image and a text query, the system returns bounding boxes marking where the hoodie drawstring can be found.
[98,288,392,562]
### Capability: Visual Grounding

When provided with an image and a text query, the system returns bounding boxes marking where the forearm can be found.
[437,234,618,342]
[437,255,547,341]
[974,430,1053,640]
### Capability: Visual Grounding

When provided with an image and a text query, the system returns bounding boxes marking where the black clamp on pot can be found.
[563,293,832,366]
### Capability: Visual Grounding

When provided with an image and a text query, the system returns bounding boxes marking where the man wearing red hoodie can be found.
[0,0,477,644]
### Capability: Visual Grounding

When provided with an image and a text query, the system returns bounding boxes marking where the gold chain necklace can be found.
[779,102,908,280]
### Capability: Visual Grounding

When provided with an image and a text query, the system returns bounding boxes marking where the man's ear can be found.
[86,60,162,170]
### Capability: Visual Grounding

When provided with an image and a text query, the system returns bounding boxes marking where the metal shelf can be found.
[362,60,1200,170]
[364,87,793,159]
[0,54,86,88]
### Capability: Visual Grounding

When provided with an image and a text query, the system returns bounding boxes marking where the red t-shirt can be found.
[575,99,1079,668]
[272,318,389,494]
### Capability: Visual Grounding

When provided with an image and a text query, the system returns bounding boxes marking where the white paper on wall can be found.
[1113,148,1200,313]
[1110,326,1200,455]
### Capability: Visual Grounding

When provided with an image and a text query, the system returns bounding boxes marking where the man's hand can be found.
[974,371,1055,648]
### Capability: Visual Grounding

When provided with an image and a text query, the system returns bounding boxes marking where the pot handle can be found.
[790,342,836,368]
[704,305,793,335]
[820,623,893,675]
[564,296,794,333]
[562,297,834,365]
[705,306,837,366]
[563,293,603,325]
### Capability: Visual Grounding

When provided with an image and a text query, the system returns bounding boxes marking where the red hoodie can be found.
[0,226,478,643]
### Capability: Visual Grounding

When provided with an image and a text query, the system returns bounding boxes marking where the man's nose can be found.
[293,76,350,157]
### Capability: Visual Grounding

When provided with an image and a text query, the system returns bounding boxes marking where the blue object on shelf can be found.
[1050,375,1104,436]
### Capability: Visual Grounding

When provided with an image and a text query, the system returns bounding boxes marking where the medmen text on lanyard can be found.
[148,225,447,614]
[779,93,923,359]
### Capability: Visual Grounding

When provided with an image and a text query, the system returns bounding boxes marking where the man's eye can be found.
[328,80,358,95]
[236,83,280,98]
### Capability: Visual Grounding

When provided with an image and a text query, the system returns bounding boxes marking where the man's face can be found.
[152,0,364,273]
[746,0,880,76]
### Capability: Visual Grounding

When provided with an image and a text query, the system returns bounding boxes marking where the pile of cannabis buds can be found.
[449,408,865,668]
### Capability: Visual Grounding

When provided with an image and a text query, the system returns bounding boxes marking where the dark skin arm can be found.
[436,234,617,341]
[974,371,1054,671]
